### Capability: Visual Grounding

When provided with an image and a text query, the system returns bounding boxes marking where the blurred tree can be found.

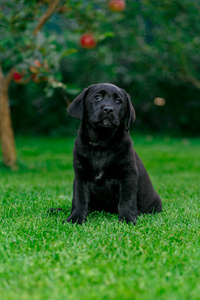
[0,0,114,169]
[0,0,63,169]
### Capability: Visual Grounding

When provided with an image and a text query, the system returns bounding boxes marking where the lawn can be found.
[0,135,199,300]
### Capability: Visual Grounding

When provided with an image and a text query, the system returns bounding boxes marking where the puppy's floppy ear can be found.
[68,88,88,120]
[124,91,136,130]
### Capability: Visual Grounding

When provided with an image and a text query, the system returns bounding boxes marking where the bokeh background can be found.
[1,0,200,138]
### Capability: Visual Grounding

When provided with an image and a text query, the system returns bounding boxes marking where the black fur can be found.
[50,83,162,225]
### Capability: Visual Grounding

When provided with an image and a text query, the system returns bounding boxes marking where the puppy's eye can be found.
[115,99,122,105]
[94,94,102,101]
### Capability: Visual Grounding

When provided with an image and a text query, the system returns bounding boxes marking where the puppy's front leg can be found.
[118,178,137,225]
[64,178,89,225]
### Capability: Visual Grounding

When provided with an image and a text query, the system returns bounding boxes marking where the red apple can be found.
[13,72,23,82]
[80,34,97,49]
[109,0,126,12]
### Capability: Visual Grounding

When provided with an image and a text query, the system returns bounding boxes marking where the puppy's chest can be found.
[88,149,119,183]
[76,145,124,182]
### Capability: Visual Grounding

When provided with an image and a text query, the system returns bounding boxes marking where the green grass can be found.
[0,135,200,300]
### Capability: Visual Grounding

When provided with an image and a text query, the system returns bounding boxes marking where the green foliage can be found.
[0,0,114,95]
[1,0,200,134]
[0,135,200,299]
[61,0,200,134]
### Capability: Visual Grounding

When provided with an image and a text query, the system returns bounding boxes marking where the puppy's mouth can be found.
[89,114,120,129]
[97,117,114,128]
[102,118,113,127]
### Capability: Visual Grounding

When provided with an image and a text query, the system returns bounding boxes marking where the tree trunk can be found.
[0,65,17,170]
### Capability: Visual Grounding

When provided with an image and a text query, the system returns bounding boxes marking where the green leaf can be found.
[98,32,115,41]
[61,49,78,58]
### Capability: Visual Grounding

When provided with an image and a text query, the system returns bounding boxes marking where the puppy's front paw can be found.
[63,213,85,225]
[119,213,137,225]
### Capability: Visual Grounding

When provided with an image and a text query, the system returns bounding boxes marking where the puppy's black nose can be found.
[103,106,114,113]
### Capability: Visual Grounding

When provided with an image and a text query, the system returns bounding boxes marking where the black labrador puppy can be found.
[50,83,162,225]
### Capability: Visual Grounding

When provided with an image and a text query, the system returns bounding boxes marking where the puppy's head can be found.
[68,83,135,130]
